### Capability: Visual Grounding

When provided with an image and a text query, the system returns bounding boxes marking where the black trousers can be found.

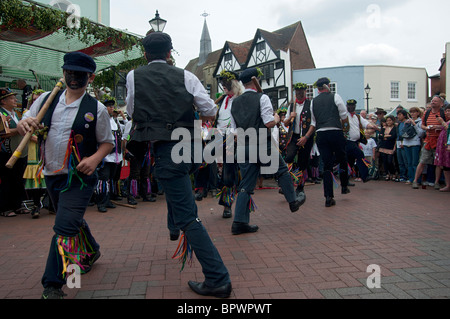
[284,133,314,171]
[345,140,368,180]
[0,152,27,213]
[316,130,349,198]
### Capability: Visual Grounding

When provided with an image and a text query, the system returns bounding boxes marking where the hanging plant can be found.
[0,0,143,55]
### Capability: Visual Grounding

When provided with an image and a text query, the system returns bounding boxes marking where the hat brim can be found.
[62,65,95,73]
[0,92,17,100]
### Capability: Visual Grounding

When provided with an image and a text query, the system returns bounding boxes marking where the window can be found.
[407,82,416,100]
[329,82,337,94]
[224,53,232,62]
[256,42,265,52]
[279,89,287,99]
[260,64,274,81]
[391,81,400,100]
[306,85,314,100]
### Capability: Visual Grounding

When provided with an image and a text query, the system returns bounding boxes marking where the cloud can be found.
[353,43,401,64]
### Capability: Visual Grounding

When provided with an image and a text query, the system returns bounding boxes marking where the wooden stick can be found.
[215,94,226,105]
[111,200,137,209]
[251,76,263,93]
[6,79,64,169]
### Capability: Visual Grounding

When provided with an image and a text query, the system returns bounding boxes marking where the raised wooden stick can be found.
[6,79,64,169]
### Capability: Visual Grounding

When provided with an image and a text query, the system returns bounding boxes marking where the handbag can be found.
[401,123,417,139]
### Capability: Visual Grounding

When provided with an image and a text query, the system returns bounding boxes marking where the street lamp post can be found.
[364,84,371,113]
[149,10,167,32]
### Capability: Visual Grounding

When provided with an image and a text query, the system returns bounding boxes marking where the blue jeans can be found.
[42,173,99,289]
[396,147,408,179]
[404,145,421,182]
[153,141,230,288]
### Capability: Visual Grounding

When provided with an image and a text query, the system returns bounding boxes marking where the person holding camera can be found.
[412,95,445,189]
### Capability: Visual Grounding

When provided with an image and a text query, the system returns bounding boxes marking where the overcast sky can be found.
[110,0,449,76]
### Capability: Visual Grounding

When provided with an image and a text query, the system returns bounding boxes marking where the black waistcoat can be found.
[40,91,98,161]
[312,92,342,131]
[288,99,312,137]
[132,63,195,142]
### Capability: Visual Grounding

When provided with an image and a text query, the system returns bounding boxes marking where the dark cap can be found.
[375,108,387,115]
[239,68,259,84]
[315,77,330,88]
[142,32,173,53]
[0,87,17,101]
[347,99,357,105]
[62,52,96,73]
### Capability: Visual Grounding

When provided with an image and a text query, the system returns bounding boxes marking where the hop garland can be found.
[219,70,236,81]
[293,83,308,90]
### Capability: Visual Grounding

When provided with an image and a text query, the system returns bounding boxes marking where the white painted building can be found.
[293,65,428,113]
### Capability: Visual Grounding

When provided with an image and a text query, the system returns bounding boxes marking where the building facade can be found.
[293,65,428,113]
[186,21,315,110]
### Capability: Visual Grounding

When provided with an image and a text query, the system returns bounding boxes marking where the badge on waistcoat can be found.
[84,112,94,122]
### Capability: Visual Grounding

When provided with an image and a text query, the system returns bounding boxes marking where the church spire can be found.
[198,12,212,66]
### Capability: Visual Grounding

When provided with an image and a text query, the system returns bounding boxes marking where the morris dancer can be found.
[230,68,306,235]
[213,70,243,218]
[18,52,114,299]
[95,95,122,213]
[284,82,315,199]
[126,32,231,298]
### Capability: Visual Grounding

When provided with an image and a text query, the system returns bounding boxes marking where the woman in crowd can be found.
[403,107,424,185]
[378,115,397,181]
[434,105,450,192]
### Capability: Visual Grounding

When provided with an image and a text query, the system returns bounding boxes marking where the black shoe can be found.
[289,194,306,213]
[194,190,204,201]
[81,250,101,274]
[170,231,180,241]
[41,286,67,299]
[362,177,372,183]
[325,197,336,207]
[105,201,116,208]
[341,186,351,194]
[143,195,156,202]
[97,206,107,213]
[31,207,40,219]
[127,197,138,205]
[231,222,259,235]
[188,281,232,298]
[222,207,232,219]
[347,182,355,187]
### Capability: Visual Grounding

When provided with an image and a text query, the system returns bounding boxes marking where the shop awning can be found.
[0,0,144,88]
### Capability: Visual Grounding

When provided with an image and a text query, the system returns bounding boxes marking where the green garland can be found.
[0,0,143,55]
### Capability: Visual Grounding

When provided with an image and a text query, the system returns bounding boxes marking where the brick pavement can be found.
[0,179,449,299]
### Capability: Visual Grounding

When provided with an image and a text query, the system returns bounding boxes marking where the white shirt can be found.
[362,138,377,157]
[216,95,236,136]
[23,90,114,176]
[310,93,348,131]
[346,113,369,141]
[126,60,216,118]
[103,117,122,164]
[286,101,305,134]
